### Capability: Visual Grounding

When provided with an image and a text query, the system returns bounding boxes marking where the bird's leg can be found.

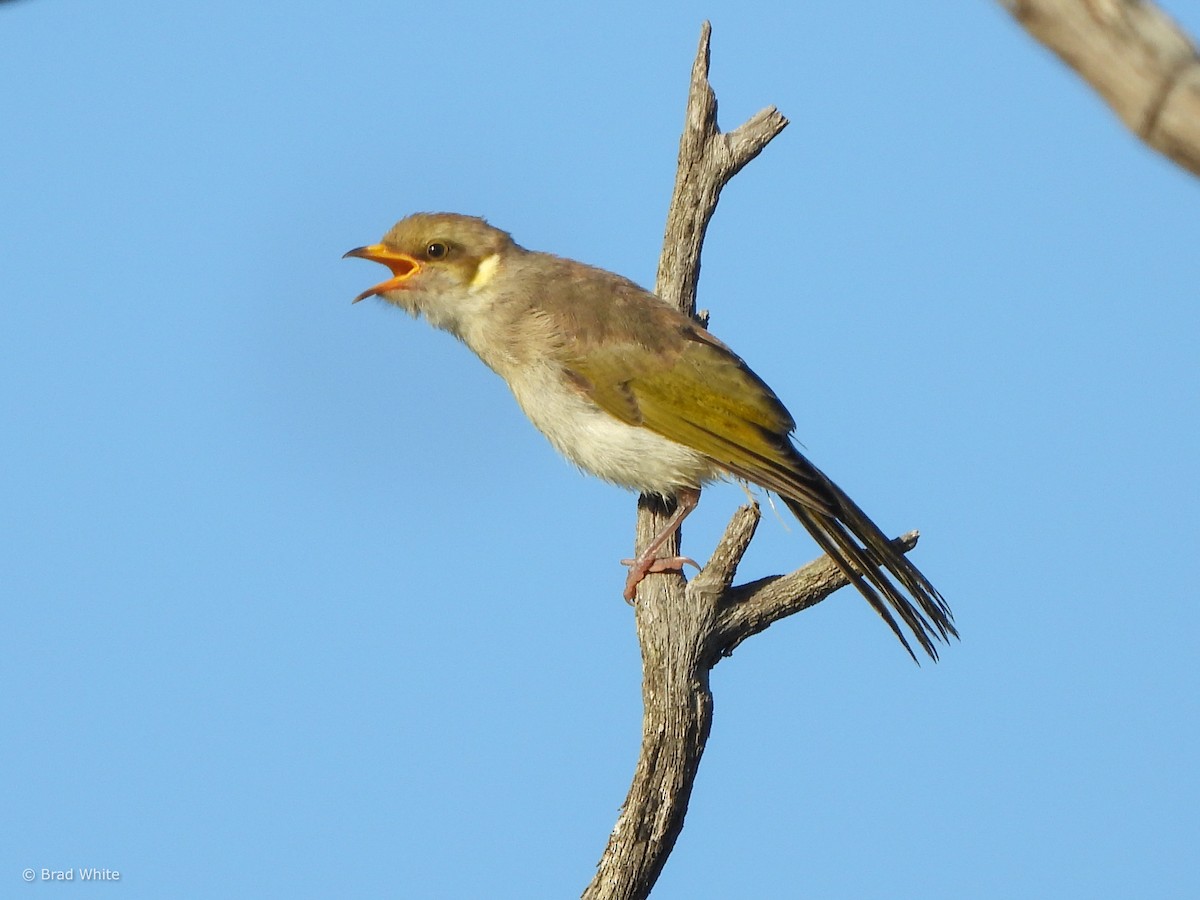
[620,487,701,601]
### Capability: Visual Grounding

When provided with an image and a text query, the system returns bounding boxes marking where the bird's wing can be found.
[568,323,836,515]
[568,320,956,662]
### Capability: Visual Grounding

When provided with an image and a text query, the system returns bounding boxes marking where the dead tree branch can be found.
[581,22,927,900]
[1002,0,1200,177]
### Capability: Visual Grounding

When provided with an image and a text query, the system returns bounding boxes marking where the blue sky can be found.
[3,1,1198,897]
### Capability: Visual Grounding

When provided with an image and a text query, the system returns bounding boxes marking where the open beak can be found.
[343,244,421,303]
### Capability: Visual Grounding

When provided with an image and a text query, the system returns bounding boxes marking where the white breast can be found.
[506,363,715,496]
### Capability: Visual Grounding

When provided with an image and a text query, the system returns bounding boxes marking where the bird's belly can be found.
[507,366,714,495]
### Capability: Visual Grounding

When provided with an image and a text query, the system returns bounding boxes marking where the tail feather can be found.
[718,437,956,661]
[782,494,955,663]
[649,413,956,661]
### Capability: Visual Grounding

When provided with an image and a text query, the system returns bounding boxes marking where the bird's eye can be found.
[426,242,449,259]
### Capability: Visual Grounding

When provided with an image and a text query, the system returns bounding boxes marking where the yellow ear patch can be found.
[470,252,501,290]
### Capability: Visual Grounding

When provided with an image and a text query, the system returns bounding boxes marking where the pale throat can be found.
[417,252,504,347]
[415,252,526,380]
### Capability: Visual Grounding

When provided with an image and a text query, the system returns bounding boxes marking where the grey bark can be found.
[581,23,926,900]
[1002,0,1200,177]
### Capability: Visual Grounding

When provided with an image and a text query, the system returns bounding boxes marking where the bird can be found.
[345,213,956,661]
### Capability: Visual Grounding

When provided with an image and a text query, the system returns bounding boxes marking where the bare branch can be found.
[714,532,922,661]
[583,22,787,900]
[1002,0,1200,177]
[583,21,926,900]
[655,21,788,317]
[689,502,761,600]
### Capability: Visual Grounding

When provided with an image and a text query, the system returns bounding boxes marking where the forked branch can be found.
[581,22,926,900]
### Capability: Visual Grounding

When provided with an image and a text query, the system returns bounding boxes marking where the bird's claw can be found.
[620,555,702,602]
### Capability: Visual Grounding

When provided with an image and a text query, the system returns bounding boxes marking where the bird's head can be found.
[344,213,517,316]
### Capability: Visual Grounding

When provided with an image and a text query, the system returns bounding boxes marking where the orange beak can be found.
[343,244,422,303]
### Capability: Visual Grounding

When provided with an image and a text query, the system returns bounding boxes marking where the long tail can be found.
[781,476,956,662]
[625,380,957,660]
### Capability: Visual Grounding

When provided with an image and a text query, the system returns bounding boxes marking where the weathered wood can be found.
[582,23,929,900]
[1002,0,1200,177]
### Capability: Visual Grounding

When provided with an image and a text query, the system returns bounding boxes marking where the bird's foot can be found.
[620,554,701,603]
